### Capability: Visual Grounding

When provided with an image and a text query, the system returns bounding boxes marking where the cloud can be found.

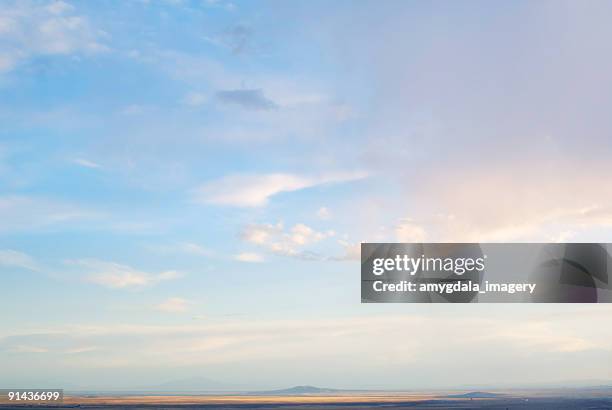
[241,222,334,259]
[316,206,331,220]
[147,242,211,257]
[66,259,182,289]
[201,0,236,12]
[175,242,210,256]
[0,0,108,73]
[204,24,254,55]
[73,158,101,169]
[182,92,207,106]
[2,308,611,388]
[395,219,426,242]
[0,333,99,356]
[193,171,367,207]
[241,222,281,245]
[240,222,364,261]
[401,160,612,242]
[291,223,332,245]
[235,252,264,263]
[155,297,190,313]
[335,240,360,261]
[8,345,49,353]
[215,88,277,111]
[0,195,99,233]
[222,24,252,54]
[65,346,98,354]
[0,249,39,271]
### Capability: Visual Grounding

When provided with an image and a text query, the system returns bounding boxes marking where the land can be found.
[1,386,611,409]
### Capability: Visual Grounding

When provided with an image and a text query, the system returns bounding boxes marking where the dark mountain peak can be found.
[446,391,505,399]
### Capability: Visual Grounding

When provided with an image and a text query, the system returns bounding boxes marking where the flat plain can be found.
[2,388,612,409]
[5,389,606,409]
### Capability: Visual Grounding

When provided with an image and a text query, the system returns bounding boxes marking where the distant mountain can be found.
[250,385,340,395]
[445,391,505,399]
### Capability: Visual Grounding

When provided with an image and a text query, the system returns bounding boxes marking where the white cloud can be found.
[182,92,207,106]
[336,240,361,261]
[241,222,280,244]
[0,249,39,271]
[45,1,73,15]
[316,206,331,220]
[235,252,264,263]
[73,158,101,169]
[66,259,182,289]
[193,171,367,207]
[155,297,190,313]
[0,1,108,73]
[290,223,331,245]
[395,219,426,242]
[241,222,334,259]
[145,242,212,257]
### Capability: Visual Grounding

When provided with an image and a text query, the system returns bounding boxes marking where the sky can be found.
[1,0,612,390]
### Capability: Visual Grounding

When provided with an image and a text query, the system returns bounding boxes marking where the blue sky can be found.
[1,0,612,390]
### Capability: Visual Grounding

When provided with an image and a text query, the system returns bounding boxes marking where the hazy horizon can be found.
[2,0,612,391]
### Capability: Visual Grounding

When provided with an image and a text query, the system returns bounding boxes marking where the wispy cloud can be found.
[7,345,49,353]
[0,195,100,233]
[73,158,101,169]
[64,345,98,354]
[0,0,108,73]
[204,24,255,55]
[234,252,264,263]
[193,171,367,207]
[182,92,208,106]
[146,242,211,257]
[2,309,611,388]
[66,259,182,289]
[155,297,190,313]
[0,249,39,271]
[175,242,210,256]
